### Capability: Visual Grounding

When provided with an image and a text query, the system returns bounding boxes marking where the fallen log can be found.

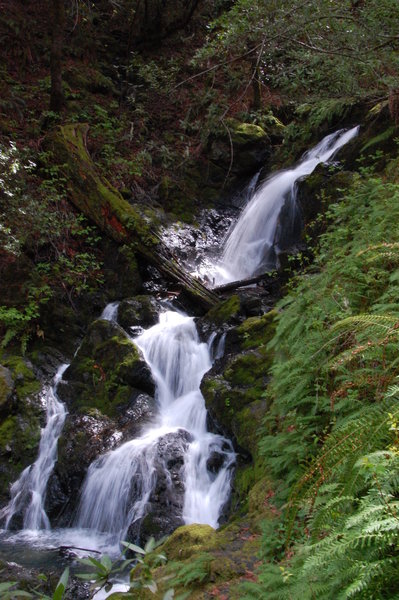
[46,123,218,311]
[213,271,278,294]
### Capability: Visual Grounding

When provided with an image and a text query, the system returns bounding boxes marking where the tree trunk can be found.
[49,0,65,112]
[46,123,219,311]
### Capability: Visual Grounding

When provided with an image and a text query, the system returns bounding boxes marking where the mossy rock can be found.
[0,365,14,410]
[209,119,271,177]
[236,309,277,349]
[0,356,42,504]
[117,295,160,331]
[0,355,41,401]
[59,319,154,416]
[64,65,117,96]
[205,295,241,326]
[297,167,355,242]
[159,523,217,561]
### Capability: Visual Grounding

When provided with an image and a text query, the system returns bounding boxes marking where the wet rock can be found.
[45,412,120,524]
[207,449,226,474]
[0,357,42,507]
[296,167,355,244]
[201,311,277,457]
[117,392,156,437]
[117,295,160,332]
[128,429,193,543]
[58,319,155,416]
[0,365,14,411]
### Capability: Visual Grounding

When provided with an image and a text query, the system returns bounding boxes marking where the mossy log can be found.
[46,123,218,310]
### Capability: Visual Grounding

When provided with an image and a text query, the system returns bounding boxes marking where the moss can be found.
[226,119,268,145]
[62,320,153,416]
[237,310,277,350]
[1,355,41,400]
[224,348,270,390]
[47,124,159,248]
[159,524,217,561]
[0,365,13,407]
[205,295,241,325]
[361,126,397,153]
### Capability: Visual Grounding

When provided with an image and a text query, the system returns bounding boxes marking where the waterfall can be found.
[75,311,235,541]
[215,126,359,284]
[0,365,68,531]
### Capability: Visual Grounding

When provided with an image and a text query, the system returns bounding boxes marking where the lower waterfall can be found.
[75,311,235,543]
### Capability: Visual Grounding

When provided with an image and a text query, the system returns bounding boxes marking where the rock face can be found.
[0,357,42,506]
[46,310,159,524]
[208,120,271,180]
[128,429,192,544]
[117,295,160,333]
[58,318,155,416]
[201,311,276,457]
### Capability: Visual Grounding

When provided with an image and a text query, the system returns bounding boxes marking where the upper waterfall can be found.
[214,126,359,284]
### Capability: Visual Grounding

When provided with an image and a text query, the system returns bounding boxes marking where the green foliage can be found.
[0,141,104,350]
[260,172,399,493]
[195,0,399,103]
[243,156,399,597]
[0,568,69,599]
[169,553,213,588]
[77,538,167,596]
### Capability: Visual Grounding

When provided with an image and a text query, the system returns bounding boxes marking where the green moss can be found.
[0,416,16,449]
[205,295,241,325]
[237,310,277,350]
[159,524,217,561]
[2,355,40,400]
[361,126,397,152]
[64,321,151,416]
[0,366,13,407]
[226,119,268,145]
[224,348,270,390]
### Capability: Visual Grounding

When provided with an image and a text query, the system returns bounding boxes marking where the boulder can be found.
[201,311,277,456]
[128,429,193,543]
[208,120,271,178]
[0,365,14,412]
[0,356,42,507]
[58,319,155,416]
[45,412,119,524]
[117,295,160,332]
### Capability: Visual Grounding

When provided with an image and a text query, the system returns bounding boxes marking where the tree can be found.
[49,0,65,112]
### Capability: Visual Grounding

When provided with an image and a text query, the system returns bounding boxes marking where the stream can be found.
[0,126,358,592]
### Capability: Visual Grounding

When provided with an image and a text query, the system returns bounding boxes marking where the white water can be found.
[215,126,359,284]
[101,301,119,322]
[0,365,68,531]
[75,311,235,543]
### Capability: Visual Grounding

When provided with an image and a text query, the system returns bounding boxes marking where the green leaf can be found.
[121,541,146,555]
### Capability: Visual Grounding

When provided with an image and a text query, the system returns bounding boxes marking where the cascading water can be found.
[75,311,235,542]
[0,365,68,531]
[214,126,359,284]
[0,127,359,576]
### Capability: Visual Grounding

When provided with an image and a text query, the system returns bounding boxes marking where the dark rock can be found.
[207,449,226,474]
[128,429,192,543]
[45,412,120,525]
[117,392,157,437]
[117,295,160,332]
[58,319,155,416]
[208,120,271,179]
[0,357,42,507]
[0,365,14,412]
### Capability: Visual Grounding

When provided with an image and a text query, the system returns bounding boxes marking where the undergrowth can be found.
[244,158,399,598]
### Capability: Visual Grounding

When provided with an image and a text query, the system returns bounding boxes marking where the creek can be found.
[0,126,358,586]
